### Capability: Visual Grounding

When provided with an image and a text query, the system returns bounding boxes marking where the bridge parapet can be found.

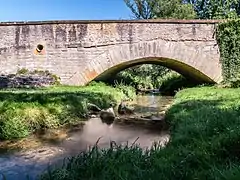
[0,19,222,85]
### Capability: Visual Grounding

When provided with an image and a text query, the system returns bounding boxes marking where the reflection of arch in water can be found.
[94,57,216,84]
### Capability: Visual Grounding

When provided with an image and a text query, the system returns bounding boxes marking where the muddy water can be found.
[0,95,173,180]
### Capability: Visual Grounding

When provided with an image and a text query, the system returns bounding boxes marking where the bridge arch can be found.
[94,57,214,84]
[80,39,222,84]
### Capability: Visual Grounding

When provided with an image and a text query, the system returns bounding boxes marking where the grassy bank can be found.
[0,82,135,140]
[39,86,240,180]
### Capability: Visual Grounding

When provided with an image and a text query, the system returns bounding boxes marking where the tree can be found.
[122,0,196,89]
[124,0,156,19]
[121,0,240,90]
[124,0,196,19]
[125,0,240,20]
[185,0,240,19]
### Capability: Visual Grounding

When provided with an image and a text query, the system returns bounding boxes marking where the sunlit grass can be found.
[0,82,135,140]
[39,86,240,180]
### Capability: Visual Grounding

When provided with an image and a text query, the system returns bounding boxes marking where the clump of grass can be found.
[39,140,163,180]
[114,81,136,100]
[39,86,240,179]
[0,82,135,140]
[16,68,29,75]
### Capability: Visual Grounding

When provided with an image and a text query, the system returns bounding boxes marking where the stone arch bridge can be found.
[0,19,222,85]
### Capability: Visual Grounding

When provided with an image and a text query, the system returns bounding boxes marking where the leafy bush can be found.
[113,64,171,89]
[217,19,240,82]
[159,72,198,95]
[113,65,196,95]
[114,81,136,100]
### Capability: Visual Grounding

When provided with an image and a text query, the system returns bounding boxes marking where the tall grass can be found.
[39,140,163,180]
[39,86,240,180]
[0,82,134,140]
[114,81,136,100]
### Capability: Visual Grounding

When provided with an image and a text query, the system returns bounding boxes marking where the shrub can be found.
[217,19,240,83]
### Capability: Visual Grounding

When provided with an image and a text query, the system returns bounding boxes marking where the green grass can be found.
[0,82,135,140]
[39,86,240,180]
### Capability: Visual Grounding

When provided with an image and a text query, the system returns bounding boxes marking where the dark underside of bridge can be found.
[92,58,216,85]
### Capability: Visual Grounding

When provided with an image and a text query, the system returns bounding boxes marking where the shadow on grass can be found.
[159,76,199,96]
[0,86,124,141]
[0,91,115,106]
[157,98,240,179]
[39,97,240,180]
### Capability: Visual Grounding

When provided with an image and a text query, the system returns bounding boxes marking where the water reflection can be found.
[0,95,173,180]
[62,118,170,155]
[130,95,173,116]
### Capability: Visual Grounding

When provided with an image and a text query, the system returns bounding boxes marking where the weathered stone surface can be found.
[0,72,58,88]
[0,20,222,85]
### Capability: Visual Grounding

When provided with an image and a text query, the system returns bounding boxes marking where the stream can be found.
[0,94,173,180]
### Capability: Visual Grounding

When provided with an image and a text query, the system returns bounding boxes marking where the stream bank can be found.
[38,86,240,180]
[0,94,173,180]
[0,83,135,141]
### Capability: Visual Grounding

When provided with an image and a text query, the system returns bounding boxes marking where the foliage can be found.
[185,0,240,19]
[121,0,196,92]
[40,87,240,179]
[224,77,240,88]
[122,1,240,92]
[124,0,196,19]
[159,72,197,95]
[0,82,135,140]
[114,67,195,94]
[216,19,240,84]
[124,0,240,20]
[114,81,136,100]
[169,2,197,19]
[125,0,240,20]
[114,64,171,89]
[124,0,156,19]
[16,68,29,75]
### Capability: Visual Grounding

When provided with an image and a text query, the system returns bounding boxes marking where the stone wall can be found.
[0,20,222,85]
[0,70,59,88]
